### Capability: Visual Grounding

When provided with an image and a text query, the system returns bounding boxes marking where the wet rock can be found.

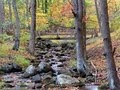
[59,58,67,62]
[55,47,62,51]
[67,43,75,49]
[23,65,36,78]
[3,78,14,83]
[61,42,68,49]
[12,63,22,72]
[55,62,63,66]
[38,51,48,55]
[41,75,53,84]
[45,53,53,58]
[26,82,35,89]
[55,52,62,57]
[49,60,56,66]
[99,84,109,90]
[61,55,70,59]
[69,67,79,77]
[0,64,13,73]
[50,57,59,62]
[0,63,22,73]
[37,62,52,73]
[32,74,41,83]
[52,64,71,75]
[19,82,27,87]
[35,83,42,89]
[5,83,15,88]
[85,75,95,83]
[56,74,79,85]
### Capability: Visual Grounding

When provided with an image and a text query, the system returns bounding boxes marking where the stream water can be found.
[85,85,99,90]
[3,85,99,90]
[1,40,101,90]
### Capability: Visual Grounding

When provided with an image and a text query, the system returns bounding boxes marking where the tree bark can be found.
[99,0,120,89]
[45,0,48,13]
[28,0,36,55]
[0,0,5,34]
[12,0,20,51]
[94,0,101,32]
[82,0,86,59]
[37,0,40,8]
[8,0,12,23]
[25,0,30,29]
[72,0,91,78]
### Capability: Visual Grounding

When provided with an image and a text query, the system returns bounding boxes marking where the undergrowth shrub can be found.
[0,43,11,57]
[20,31,30,46]
[69,59,76,67]
[0,34,13,42]
[14,55,30,69]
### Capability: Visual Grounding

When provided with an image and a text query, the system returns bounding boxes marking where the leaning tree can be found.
[97,0,120,89]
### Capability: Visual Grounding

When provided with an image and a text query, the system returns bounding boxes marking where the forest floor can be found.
[0,33,120,90]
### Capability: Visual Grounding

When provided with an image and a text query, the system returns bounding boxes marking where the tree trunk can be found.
[37,0,40,8]
[25,0,30,29]
[8,0,13,33]
[94,0,101,32]
[12,0,20,51]
[99,0,120,89]
[45,0,48,13]
[82,0,86,59]
[72,0,91,78]
[8,0,12,23]
[41,0,44,13]
[28,0,36,55]
[0,0,5,34]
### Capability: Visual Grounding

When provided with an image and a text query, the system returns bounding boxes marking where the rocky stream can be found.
[0,38,99,90]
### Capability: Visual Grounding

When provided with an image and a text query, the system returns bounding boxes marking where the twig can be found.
[71,9,77,17]
[68,0,73,7]
[112,47,116,56]
[90,61,98,83]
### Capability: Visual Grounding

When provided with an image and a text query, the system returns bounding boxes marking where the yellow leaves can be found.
[36,13,47,23]
[0,43,12,57]
[36,13,47,17]
[36,16,48,24]
[48,1,63,22]
[108,0,119,15]
[36,13,48,30]
[87,15,98,28]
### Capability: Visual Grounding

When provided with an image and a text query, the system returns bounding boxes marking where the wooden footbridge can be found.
[36,26,98,40]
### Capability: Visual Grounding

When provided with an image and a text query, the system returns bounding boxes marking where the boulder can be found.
[51,62,71,75]
[0,63,22,73]
[56,74,79,85]
[12,63,22,72]
[26,82,35,89]
[23,65,36,78]
[4,83,15,88]
[35,83,42,89]
[2,75,14,83]
[37,62,52,73]
[41,75,53,84]
[55,47,62,51]
[32,74,41,83]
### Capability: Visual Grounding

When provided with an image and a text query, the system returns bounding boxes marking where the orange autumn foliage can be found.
[61,2,73,18]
